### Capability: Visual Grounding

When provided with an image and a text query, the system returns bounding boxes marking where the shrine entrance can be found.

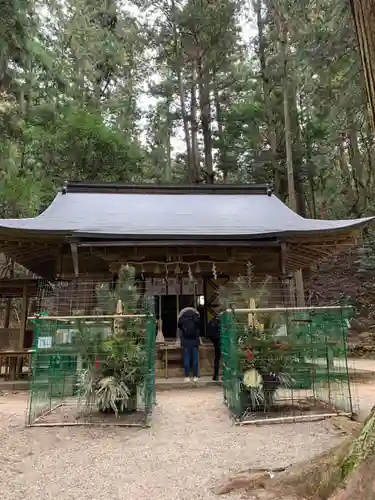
[144,277,206,339]
[143,277,212,379]
[154,295,205,338]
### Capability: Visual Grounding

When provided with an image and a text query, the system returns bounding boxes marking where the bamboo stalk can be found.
[236,412,352,426]
[226,306,351,313]
[28,314,150,321]
[27,422,150,428]
[32,403,64,424]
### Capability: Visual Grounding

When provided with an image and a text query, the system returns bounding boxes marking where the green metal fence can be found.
[221,306,354,423]
[27,311,156,427]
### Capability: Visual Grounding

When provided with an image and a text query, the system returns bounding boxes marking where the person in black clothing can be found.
[178,307,201,382]
[206,313,221,381]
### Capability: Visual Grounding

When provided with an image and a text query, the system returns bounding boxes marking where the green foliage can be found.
[219,262,271,310]
[95,265,141,316]
[0,0,152,218]
[77,265,147,415]
[220,263,352,416]
[115,265,141,312]
[25,105,145,182]
[0,165,44,216]
[232,305,306,410]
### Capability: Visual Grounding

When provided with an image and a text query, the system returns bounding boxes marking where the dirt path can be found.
[0,387,347,500]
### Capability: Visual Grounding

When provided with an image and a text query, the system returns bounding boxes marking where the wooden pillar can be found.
[4,299,11,329]
[203,277,208,330]
[279,242,290,306]
[19,284,29,349]
[175,280,180,344]
[280,242,303,307]
[4,259,14,329]
[8,284,28,381]
[294,270,305,307]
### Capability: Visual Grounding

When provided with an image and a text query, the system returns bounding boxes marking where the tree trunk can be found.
[284,83,296,213]
[214,87,228,183]
[198,59,214,183]
[178,72,194,181]
[253,0,282,195]
[191,60,200,181]
[298,94,316,219]
[164,90,173,182]
[289,80,306,218]
[279,12,305,307]
[338,134,356,211]
[348,127,367,216]
[365,116,375,190]
[171,0,194,181]
[350,0,375,133]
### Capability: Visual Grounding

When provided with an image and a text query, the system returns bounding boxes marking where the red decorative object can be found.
[95,359,99,369]
[245,348,253,361]
[270,343,282,350]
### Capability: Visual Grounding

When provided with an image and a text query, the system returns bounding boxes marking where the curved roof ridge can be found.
[65,182,272,195]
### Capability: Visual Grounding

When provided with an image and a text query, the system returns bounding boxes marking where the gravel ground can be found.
[0,386,349,500]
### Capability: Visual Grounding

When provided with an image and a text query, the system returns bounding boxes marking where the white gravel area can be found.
[0,387,346,500]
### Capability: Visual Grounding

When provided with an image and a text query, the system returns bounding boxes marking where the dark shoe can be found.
[212,376,219,381]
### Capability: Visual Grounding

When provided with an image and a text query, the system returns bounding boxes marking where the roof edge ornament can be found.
[266,182,274,197]
[61,181,68,195]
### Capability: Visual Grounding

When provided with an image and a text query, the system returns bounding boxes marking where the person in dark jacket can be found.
[178,307,201,382]
[206,313,221,381]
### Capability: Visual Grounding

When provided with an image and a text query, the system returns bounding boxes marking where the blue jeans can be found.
[184,346,199,378]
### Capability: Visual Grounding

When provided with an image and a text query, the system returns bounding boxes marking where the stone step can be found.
[0,380,29,391]
[155,377,221,391]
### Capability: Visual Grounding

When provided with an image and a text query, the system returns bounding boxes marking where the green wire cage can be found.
[27,313,156,427]
[27,267,157,427]
[221,306,355,424]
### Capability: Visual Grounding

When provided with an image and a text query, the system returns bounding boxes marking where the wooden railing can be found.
[0,328,32,380]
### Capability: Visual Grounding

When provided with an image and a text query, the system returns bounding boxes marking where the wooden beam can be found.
[287,231,359,246]
[77,239,280,248]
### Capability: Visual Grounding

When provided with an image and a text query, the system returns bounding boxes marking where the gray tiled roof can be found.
[0,187,373,239]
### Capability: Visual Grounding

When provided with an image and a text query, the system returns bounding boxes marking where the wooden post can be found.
[156,319,165,343]
[176,291,180,345]
[4,259,14,329]
[15,283,29,379]
[70,242,79,277]
[19,284,29,349]
[4,299,11,329]
[156,296,165,343]
[279,242,294,306]
[203,277,208,336]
